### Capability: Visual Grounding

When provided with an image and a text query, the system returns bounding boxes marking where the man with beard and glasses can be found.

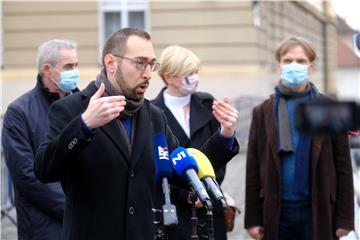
[34,28,239,240]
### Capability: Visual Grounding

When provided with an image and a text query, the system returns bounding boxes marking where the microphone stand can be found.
[190,191,199,240]
[161,178,177,237]
[153,208,164,240]
[205,209,214,240]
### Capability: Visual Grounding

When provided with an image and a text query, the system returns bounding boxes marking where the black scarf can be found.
[276,81,312,152]
[94,68,144,120]
[274,81,319,195]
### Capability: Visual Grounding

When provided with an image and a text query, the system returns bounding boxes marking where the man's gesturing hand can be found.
[81,83,126,129]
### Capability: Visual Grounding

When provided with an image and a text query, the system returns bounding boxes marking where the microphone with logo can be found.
[154,133,178,229]
[169,147,213,210]
[187,148,228,208]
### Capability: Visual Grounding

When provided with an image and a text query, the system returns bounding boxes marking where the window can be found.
[104,12,121,39]
[99,0,149,62]
[252,1,261,28]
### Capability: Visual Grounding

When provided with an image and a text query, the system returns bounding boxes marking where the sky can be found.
[332,0,360,31]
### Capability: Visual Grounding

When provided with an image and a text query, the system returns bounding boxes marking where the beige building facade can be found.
[1,0,337,112]
[0,2,342,238]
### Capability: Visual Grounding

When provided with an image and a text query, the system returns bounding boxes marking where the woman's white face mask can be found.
[179,73,199,95]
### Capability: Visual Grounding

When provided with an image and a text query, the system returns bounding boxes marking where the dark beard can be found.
[95,68,145,119]
[115,67,148,101]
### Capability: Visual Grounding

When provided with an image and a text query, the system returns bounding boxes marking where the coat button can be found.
[68,138,78,149]
[130,170,134,177]
[128,206,135,215]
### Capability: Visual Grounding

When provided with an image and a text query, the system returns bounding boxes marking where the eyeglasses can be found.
[112,54,160,72]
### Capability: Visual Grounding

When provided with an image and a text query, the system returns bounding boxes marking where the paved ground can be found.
[221,153,249,240]
[1,208,17,240]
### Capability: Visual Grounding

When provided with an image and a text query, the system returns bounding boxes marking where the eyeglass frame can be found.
[112,54,160,72]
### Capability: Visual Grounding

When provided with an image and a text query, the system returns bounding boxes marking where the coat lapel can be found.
[265,96,281,171]
[130,102,150,168]
[189,94,213,137]
[81,82,131,163]
[101,121,131,161]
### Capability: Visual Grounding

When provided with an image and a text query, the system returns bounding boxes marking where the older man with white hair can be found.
[2,39,79,240]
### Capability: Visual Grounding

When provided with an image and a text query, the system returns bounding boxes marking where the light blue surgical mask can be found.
[56,69,79,93]
[281,63,308,87]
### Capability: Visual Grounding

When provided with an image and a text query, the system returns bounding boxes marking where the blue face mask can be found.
[281,63,309,87]
[58,69,79,93]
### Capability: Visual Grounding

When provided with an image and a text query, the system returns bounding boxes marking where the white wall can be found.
[336,68,360,101]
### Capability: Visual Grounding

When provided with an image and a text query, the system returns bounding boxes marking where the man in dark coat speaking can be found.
[34,28,239,240]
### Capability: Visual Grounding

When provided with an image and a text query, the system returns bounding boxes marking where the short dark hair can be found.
[275,36,316,62]
[101,28,151,66]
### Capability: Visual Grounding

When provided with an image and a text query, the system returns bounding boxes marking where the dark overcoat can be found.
[34,81,237,240]
[244,95,354,240]
[2,77,65,240]
[152,89,236,240]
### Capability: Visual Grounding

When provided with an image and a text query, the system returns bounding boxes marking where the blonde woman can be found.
[152,45,239,240]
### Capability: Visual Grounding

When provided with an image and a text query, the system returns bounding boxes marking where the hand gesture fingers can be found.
[82,83,126,128]
[90,82,105,101]
[212,97,239,138]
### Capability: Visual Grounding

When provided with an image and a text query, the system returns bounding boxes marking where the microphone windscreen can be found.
[354,33,360,58]
[355,33,360,49]
[187,148,216,179]
[169,147,198,179]
[154,133,173,180]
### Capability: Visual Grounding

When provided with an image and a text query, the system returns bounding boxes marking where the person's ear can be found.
[42,63,52,77]
[104,54,117,74]
[163,72,173,85]
[308,63,315,74]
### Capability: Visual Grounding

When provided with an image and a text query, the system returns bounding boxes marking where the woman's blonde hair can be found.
[158,45,200,84]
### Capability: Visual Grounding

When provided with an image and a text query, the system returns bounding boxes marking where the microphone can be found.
[154,133,177,228]
[169,147,213,210]
[353,33,360,58]
[187,148,228,208]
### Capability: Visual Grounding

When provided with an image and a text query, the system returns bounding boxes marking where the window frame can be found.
[98,0,149,65]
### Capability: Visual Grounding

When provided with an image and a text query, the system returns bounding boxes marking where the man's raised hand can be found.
[81,83,126,129]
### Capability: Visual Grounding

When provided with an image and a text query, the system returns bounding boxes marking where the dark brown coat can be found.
[244,95,354,240]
